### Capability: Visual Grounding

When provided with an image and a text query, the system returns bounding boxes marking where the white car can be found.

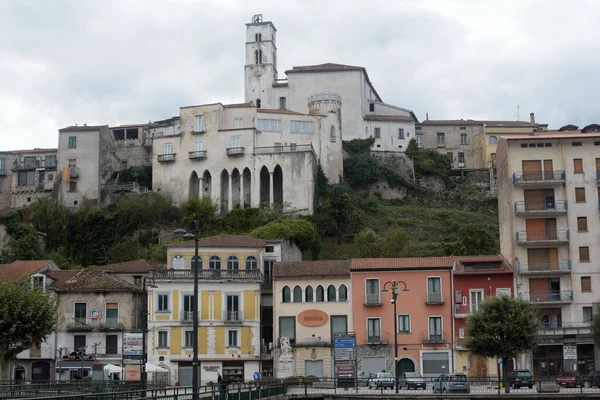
[368,373,395,389]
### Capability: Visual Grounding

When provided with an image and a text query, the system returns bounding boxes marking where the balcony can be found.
[190,129,206,135]
[226,147,245,157]
[514,200,567,216]
[97,317,125,332]
[512,170,565,186]
[254,144,315,155]
[295,337,333,347]
[422,331,445,344]
[151,268,262,282]
[455,337,467,349]
[66,318,92,332]
[223,311,244,323]
[517,260,571,275]
[157,153,176,163]
[426,292,444,305]
[519,290,573,305]
[364,294,382,307]
[516,231,569,246]
[542,321,591,335]
[189,150,207,160]
[366,331,389,344]
[180,311,194,323]
[454,304,472,318]
[12,159,57,171]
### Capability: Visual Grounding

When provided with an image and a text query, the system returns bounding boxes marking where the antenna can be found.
[515,105,520,121]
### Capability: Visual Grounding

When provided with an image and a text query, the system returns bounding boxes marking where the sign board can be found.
[298,310,329,327]
[563,345,577,360]
[125,364,141,381]
[334,333,356,385]
[123,333,144,356]
[253,372,262,381]
[91,310,102,319]
[497,357,503,365]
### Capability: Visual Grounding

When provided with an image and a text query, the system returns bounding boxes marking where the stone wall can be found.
[356,344,392,379]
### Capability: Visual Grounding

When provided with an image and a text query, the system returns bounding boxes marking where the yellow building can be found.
[147,235,301,385]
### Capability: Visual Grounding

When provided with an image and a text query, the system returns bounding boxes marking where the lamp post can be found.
[381,280,409,394]
[141,276,157,394]
[175,218,200,400]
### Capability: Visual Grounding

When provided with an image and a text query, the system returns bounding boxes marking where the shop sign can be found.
[123,333,144,356]
[125,364,141,381]
[91,310,102,319]
[298,310,328,327]
[563,345,577,360]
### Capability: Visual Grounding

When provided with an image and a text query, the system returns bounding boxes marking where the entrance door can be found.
[468,355,487,377]
[305,360,323,378]
[396,359,415,375]
[31,361,50,381]
[178,365,192,386]
[422,352,450,377]
[106,335,118,355]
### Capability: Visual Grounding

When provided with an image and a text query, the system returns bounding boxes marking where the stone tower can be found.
[308,93,344,183]
[244,14,277,109]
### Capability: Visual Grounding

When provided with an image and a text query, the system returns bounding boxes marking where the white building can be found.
[243,14,418,152]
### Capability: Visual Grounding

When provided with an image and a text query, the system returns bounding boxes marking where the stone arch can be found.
[396,357,416,375]
[339,284,348,301]
[256,99,261,108]
[293,285,302,302]
[231,168,241,208]
[273,164,283,207]
[202,170,212,199]
[220,169,229,213]
[305,285,314,302]
[189,171,200,200]
[282,286,291,303]
[259,166,270,206]
[14,364,25,381]
[243,168,251,206]
[327,284,336,302]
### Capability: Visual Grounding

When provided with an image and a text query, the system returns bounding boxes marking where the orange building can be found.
[350,258,454,379]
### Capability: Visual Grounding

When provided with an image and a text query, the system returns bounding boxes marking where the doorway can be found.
[396,358,415,375]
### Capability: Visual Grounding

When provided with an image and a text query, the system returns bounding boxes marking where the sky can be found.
[1,0,600,151]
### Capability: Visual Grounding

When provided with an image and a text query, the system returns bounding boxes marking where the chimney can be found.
[530,113,535,124]
[426,112,429,121]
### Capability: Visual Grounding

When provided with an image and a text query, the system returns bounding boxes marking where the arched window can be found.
[172,255,185,270]
[190,256,203,272]
[282,286,291,303]
[488,135,498,145]
[208,255,221,270]
[227,255,239,270]
[316,285,325,302]
[327,285,337,302]
[305,286,314,302]
[339,284,348,301]
[256,99,261,109]
[330,126,336,142]
[245,255,258,270]
[293,286,302,302]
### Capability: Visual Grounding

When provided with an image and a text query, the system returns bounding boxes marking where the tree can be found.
[251,219,317,253]
[445,224,497,256]
[30,197,69,251]
[465,295,541,393]
[0,280,58,380]
[354,228,384,258]
[382,227,414,257]
[589,304,600,348]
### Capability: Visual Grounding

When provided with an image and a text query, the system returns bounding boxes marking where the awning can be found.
[56,360,94,371]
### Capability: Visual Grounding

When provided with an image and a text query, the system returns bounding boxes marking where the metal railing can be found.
[516,230,570,243]
[12,159,57,171]
[366,331,388,344]
[157,154,176,162]
[180,311,194,323]
[519,290,573,303]
[223,311,243,322]
[152,268,262,281]
[363,293,381,306]
[426,292,444,304]
[422,330,445,343]
[517,260,571,274]
[188,150,207,160]
[454,304,473,316]
[226,147,245,156]
[514,200,567,214]
[254,144,314,155]
[513,170,566,184]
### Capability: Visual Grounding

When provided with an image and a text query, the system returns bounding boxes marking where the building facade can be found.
[272,260,352,379]
[110,124,154,170]
[350,257,454,379]
[497,131,600,376]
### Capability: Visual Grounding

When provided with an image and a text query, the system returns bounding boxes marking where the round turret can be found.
[308,93,342,115]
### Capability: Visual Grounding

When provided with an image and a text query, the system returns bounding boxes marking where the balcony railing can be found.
[223,311,243,322]
[422,330,445,343]
[517,260,571,275]
[226,147,245,156]
[519,290,573,304]
[190,129,206,135]
[454,304,473,317]
[157,154,176,163]
[366,331,388,344]
[542,321,591,331]
[152,268,262,281]
[512,170,566,184]
[516,230,569,244]
[189,150,207,160]
[514,200,567,215]
[12,159,57,171]
[426,292,444,305]
[254,144,314,155]
[295,338,333,347]
[364,293,382,307]
[180,311,194,323]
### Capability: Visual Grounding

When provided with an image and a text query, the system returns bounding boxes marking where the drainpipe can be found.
[450,265,455,374]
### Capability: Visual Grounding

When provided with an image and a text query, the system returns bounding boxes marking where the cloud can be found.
[1,0,599,151]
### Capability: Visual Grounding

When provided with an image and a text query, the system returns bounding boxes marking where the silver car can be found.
[367,372,395,389]
[397,372,426,390]
[432,373,470,393]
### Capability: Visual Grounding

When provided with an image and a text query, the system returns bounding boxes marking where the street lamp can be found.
[174,218,200,400]
[142,276,157,394]
[381,280,409,394]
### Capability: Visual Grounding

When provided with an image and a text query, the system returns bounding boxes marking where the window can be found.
[190,255,202,272]
[427,277,441,294]
[293,286,302,302]
[460,134,468,145]
[577,217,588,232]
[257,119,281,133]
[18,171,34,185]
[163,143,173,155]
[231,136,242,149]
[228,330,239,347]
[290,121,313,134]
[367,318,381,341]
[398,128,405,139]
[488,136,498,145]
[106,335,118,354]
[157,294,169,312]
[331,315,348,337]
[580,247,590,262]
[398,314,411,333]
[572,142,582,146]
[279,97,286,110]
[193,140,204,152]
[105,302,118,325]
[416,134,423,148]
[437,132,445,146]
[581,277,592,292]
[428,316,443,340]
[496,288,511,297]
[575,187,586,202]
[227,255,240,270]
[279,316,296,344]
[282,286,291,303]
[245,255,257,270]
[374,128,381,139]
[158,331,168,348]
[225,295,240,320]
[339,284,348,301]
[256,99,261,108]
[74,303,87,324]
[172,255,185,269]
[584,307,593,322]
[458,328,465,338]
[209,255,221,270]
[574,158,583,173]
[305,286,314,302]
[470,290,484,313]
[369,103,375,112]
[234,118,243,129]
[47,173,54,181]
[68,136,77,148]
[45,154,56,167]
[31,276,44,290]
[330,126,336,142]
[265,246,274,253]
[69,181,77,192]
[194,115,203,132]
[316,285,324,302]
[182,294,194,320]
[365,279,379,304]
[263,260,274,284]
[327,285,336,302]
[0,157,4,174]
[458,152,465,165]
[255,33,262,42]
[74,335,86,352]
[185,331,194,348]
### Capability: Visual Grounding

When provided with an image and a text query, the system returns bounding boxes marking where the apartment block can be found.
[497,130,600,376]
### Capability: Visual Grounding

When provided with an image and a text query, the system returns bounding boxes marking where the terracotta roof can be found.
[481,120,538,127]
[51,269,141,292]
[224,102,254,108]
[454,255,513,274]
[0,260,55,282]
[170,235,268,249]
[273,260,351,278]
[364,115,414,122]
[45,270,79,285]
[419,119,545,128]
[418,119,484,126]
[59,125,107,132]
[257,109,306,116]
[91,259,165,274]
[503,132,600,140]
[289,63,365,72]
[351,257,453,271]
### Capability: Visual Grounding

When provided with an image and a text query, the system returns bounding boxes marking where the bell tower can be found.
[244,14,277,109]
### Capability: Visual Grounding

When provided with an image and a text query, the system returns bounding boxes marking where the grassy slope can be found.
[319,199,499,260]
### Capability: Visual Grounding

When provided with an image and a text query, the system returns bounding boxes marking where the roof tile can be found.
[454,255,514,274]
[0,260,54,282]
[274,260,350,278]
[51,269,141,292]
[350,257,453,270]
[170,235,268,249]
[91,259,165,273]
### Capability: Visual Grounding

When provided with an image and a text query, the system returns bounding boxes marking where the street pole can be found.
[142,276,156,396]
[381,280,408,395]
[192,221,200,400]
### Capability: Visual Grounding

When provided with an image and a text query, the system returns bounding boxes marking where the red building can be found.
[453,256,514,377]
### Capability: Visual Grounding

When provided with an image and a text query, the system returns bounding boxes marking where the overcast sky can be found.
[1,0,599,151]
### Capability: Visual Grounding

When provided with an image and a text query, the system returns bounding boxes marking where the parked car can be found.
[506,369,534,389]
[367,372,395,389]
[432,373,470,393]
[397,372,426,390]
[587,371,600,388]
[557,371,583,388]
